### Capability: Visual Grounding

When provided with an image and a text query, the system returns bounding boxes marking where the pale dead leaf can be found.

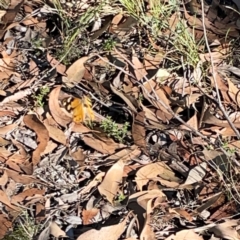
[23,115,49,166]
[182,162,207,185]
[62,56,88,88]
[132,111,146,148]
[140,198,156,240]
[0,190,20,211]
[80,172,105,195]
[0,123,18,135]
[98,160,125,204]
[0,170,8,187]
[129,189,167,210]
[0,214,12,239]
[47,53,66,75]
[209,220,239,240]
[156,68,170,82]
[77,214,128,240]
[132,53,148,81]
[136,162,181,190]
[82,134,124,154]
[49,221,66,238]
[43,119,67,145]
[227,78,240,106]
[165,229,203,240]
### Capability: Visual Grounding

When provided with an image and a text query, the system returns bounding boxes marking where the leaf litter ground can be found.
[1,0,240,239]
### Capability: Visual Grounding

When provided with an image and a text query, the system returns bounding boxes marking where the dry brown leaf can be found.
[141,79,172,122]
[105,145,141,163]
[132,53,148,81]
[183,4,238,37]
[165,229,203,240]
[0,170,8,186]
[5,169,40,184]
[136,162,181,190]
[43,119,67,145]
[11,188,45,205]
[23,114,49,166]
[0,123,18,135]
[98,160,125,204]
[132,111,146,148]
[82,208,99,225]
[77,214,128,240]
[49,221,66,238]
[209,220,239,240]
[140,199,156,240]
[144,52,164,71]
[82,134,124,154]
[48,86,72,127]
[180,112,198,131]
[72,122,93,133]
[110,84,138,113]
[80,172,105,195]
[47,53,66,75]
[0,110,15,117]
[62,56,88,88]
[129,189,167,210]
[172,208,193,222]
[181,162,207,186]
[0,214,12,239]
[227,78,240,106]
[0,190,20,211]
[1,0,23,26]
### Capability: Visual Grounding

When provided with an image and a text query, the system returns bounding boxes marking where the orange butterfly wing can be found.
[62,96,94,124]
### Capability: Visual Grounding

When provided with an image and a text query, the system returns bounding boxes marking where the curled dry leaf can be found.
[5,169,40,184]
[82,208,100,225]
[43,119,67,145]
[140,198,156,240]
[98,159,125,204]
[209,220,239,240]
[48,86,72,127]
[131,52,148,81]
[49,221,66,238]
[135,162,181,191]
[129,189,167,211]
[82,134,125,154]
[141,79,172,122]
[80,172,105,195]
[182,162,207,186]
[23,114,49,166]
[165,229,203,240]
[47,53,66,75]
[227,78,240,106]
[0,170,8,186]
[0,214,12,239]
[0,123,18,135]
[11,188,45,205]
[0,190,20,212]
[62,56,88,88]
[77,214,129,240]
[132,111,146,149]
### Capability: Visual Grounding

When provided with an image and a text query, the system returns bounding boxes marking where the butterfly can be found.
[61,95,95,123]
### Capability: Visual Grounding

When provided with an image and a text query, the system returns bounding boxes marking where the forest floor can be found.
[1,0,240,239]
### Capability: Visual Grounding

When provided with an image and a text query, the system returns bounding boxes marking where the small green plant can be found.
[100,116,129,143]
[119,0,178,37]
[33,87,50,107]
[103,38,117,51]
[3,211,42,240]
